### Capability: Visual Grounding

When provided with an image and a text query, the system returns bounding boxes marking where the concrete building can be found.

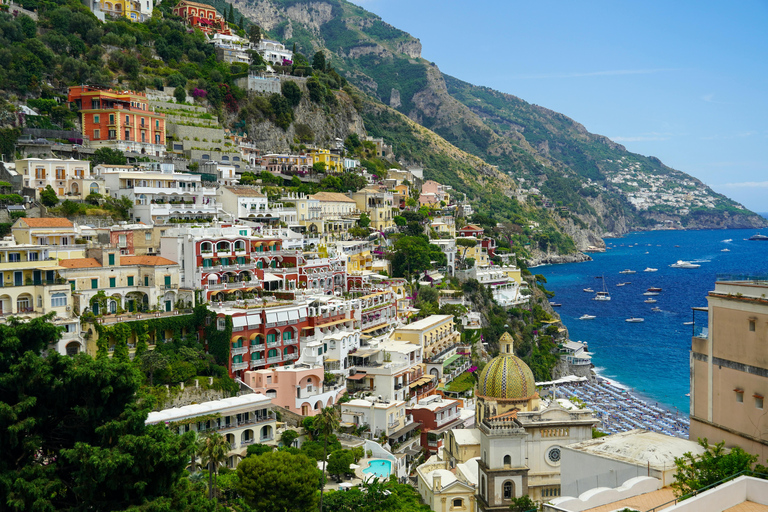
[409,395,464,457]
[340,398,419,444]
[16,157,94,200]
[217,186,270,221]
[67,86,166,156]
[690,276,768,462]
[256,39,293,65]
[392,315,461,362]
[309,192,360,235]
[416,458,478,512]
[172,0,231,36]
[350,188,395,232]
[243,364,346,416]
[12,217,79,246]
[145,394,276,468]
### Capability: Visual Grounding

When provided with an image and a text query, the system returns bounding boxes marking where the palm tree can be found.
[198,431,230,500]
[316,406,340,512]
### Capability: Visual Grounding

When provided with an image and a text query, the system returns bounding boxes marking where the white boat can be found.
[644,299,657,303]
[616,283,625,287]
[619,269,636,274]
[625,317,645,323]
[644,267,658,272]
[723,239,733,242]
[670,260,701,269]
[651,307,662,312]
[579,314,596,320]
[643,292,659,296]
[683,321,694,325]
[583,288,594,293]
[593,277,611,301]
[721,248,730,252]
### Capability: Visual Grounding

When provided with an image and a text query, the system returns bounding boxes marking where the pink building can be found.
[243,365,346,416]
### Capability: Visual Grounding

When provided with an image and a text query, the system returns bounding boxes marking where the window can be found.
[757,396,764,409]
[503,454,511,466]
[503,481,513,499]
[283,330,292,341]
[109,114,114,124]
[109,277,116,288]
[93,129,100,140]
[27,252,38,262]
[452,498,463,508]
[750,319,756,332]
[51,293,67,308]
[118,234,127,247]
[94,114,100,123]
[91,279,98,289]
[127,276,134,286]
[144,276,149,286]
[108,254,115,265]
[8,253,20,262]
[145,232,152,241]
[736,389,744,402]
[267,333,276,344]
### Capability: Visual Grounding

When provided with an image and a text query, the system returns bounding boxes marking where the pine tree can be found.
[239,15,244,28]
[227,4,234,24]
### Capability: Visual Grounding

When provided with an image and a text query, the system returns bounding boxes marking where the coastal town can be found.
[2,1,768,511]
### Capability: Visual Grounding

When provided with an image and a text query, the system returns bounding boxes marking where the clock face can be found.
[547,446,561,464]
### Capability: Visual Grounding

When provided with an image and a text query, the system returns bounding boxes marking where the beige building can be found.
[59,248,184,315]
[15,157,96,200]
[12,217,81,246]
[393,314,461,360]
[417,458,477,512]
[309,191,360,234]
[350,188,395,232]
[690,277,768,462]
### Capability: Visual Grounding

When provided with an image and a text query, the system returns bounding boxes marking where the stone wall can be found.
[151,379,241,410]
[236,75,282,95]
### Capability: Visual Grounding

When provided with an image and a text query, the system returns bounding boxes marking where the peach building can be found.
[172,0,231,36]
[690,276,768,463]
[243,365,347,416]
[67,86,166,156]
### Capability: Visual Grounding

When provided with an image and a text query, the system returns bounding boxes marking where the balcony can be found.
[267,355,282,364]
[283,338,298,345]
[285,352,298,361]
[250,358,266,369]
[231,346,248,355]
[232,361,248,371]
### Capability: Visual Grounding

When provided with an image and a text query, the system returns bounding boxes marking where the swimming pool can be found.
[362,459,392,479]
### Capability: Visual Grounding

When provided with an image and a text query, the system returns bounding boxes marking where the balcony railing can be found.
[267,355,282,364]
[231,346,248,355]
[250,358,266,369]
[283,338,298,345]
[232,361,248,371]
[285,352,298,360]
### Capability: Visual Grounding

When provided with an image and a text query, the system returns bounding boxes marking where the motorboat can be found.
[616,283,626,287]
[670,260,701,269]
[683,321,694,325]
[619,269,636,274]
[647,287,662,292]
[625,318,645,323]
[550,302,562,307]
[579,314,596,320]
[583,288,594,293]
[643,292,659,296]
[651,307,662,312]
[721,248,730,252]
[749,233,768,241]
[644,268,658,272]
[593,277,611,301]
[723,239,733,242]
[644,299,657,303]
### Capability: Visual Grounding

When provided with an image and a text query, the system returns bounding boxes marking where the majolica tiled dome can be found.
[477,333,536,400]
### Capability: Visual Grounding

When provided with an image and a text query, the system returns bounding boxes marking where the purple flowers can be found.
[192,88,207,98]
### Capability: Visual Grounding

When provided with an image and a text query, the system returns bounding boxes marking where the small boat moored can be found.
[670,260,701,269]
[644,268,658,272]
[647,287,662,292]
[626,317,645,323]
[619,269,636,274]
[583,288,594,293]
[579,314,596,320]
[644,299,657,303]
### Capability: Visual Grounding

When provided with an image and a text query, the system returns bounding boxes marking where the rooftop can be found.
[397,314,453,331]
[145,393,272,424]
[60,258,101,268]
[223,186,266,198]
[450,428,481,446]
[17,217,74,228]
[120,256,178,266]
[310,192,357,203]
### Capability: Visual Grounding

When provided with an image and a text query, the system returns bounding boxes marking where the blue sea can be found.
[536,228,768,414]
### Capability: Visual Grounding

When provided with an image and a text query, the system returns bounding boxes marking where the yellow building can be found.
[393,314,460,360]
[99,0,145,21]
[308,148,343,173]
[336,240,372,272]
[417,459,477,512]
[351,188,395,232]
[12,217,81,247]
[458,238,490,267]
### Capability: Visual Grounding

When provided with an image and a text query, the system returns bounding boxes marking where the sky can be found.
[349,0,768,212]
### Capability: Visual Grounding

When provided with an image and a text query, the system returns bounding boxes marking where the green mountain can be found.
[232,0,766,237]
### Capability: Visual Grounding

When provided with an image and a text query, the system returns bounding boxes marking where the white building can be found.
[16,157,98,200]
[257,39,293,65]
[217,186,270,221]
[145,394,277,468]
[340,398,415,439]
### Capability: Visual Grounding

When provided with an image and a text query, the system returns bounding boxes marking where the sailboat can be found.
[593,276,611,301]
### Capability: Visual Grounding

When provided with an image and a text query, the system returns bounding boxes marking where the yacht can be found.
[749,233,768,241]
[651,307,662,312]
[583,288,594,293]
[593,277,611,301]
[644,267,658,272]
[619,269,636,274]
[643,292,659,296]
[625,317,645,323]
[670,260,701,269]
[644,298,657,303]
[549,302,562,307]
[721,248,730,252]
[647,287,663,292]
[579,314,596,320]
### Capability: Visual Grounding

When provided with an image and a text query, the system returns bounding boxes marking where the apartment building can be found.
[308,148,343,173]
[243,364,346,416]
[171,0,231,36]
[393,314,461,361]
[309,192,360,234]
[409,395,464,456]
[217,186,270,221]
[341,398,418,441]
[12,217,80,247]
[15,157,96,200]
[67,86,166,156]
[145,394,276,468]
[350,188,395,232]
[690,276,768,462]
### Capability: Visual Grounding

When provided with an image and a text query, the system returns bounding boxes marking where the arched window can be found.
[503,454,511,466]
[503,481,513,499]
[267,348,278,358]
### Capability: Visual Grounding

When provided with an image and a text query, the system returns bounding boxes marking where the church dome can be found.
[477,333,536,400]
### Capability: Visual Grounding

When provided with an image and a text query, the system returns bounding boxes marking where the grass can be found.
[443,372,474,393]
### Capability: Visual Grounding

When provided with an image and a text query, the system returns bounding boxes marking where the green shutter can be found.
[109,277,116,288]
[108,254,115,266]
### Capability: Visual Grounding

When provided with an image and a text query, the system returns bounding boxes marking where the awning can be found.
[409,376,434,388]
[388,421,420,439]
[288,309,299,321]
[263,274,282,282]
[351,348,379,358]
[232,316,247,328]
[266,312,278,324]
[361,323,388,334]
[314,318,351,329]
[277,311,289,322]
[299,307,308,318]
[347,373,367,381]
[247,314,261,327]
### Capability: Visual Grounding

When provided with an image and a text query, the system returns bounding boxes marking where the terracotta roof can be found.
[460,224,482,231]
[310,192,356,203]
[120,256,178,266]
[60,258,102,268]
[19,217,74,228]
[223,186,265,197]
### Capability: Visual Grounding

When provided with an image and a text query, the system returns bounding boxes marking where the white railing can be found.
[267,355,282,364]
[285,352,298,360]
[231,346,248,355]
[250,359,266,368]
[232,361,248,371]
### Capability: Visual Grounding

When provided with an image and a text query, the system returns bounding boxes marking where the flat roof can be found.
[397,315,453,331]
[145,393,272,424]
[450,428,481,446]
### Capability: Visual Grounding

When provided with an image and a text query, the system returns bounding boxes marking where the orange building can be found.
[67,86,166,156]
[172,0,231,36]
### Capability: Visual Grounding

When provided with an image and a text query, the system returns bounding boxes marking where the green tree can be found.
[312,50,326,71]
[40,184,58,207]
[198,432,230,500]
[248,25,262,45]
[327,449,353,482]
[174,85,187,103]
[509,494,537,511]
[246,443,274,457]
[236,450,320,512]
[280,429,299,448]
[390,235,447,278]
[281,80,302,107]
[671,438,761,498]
[92,147,127,166]
[227,4,234,24]
[359,212,371,228]
[394,215,406,226]
[316,406,340,511]
[313,161,327,174]
[0,315,195,511]
[140,349,168,386]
